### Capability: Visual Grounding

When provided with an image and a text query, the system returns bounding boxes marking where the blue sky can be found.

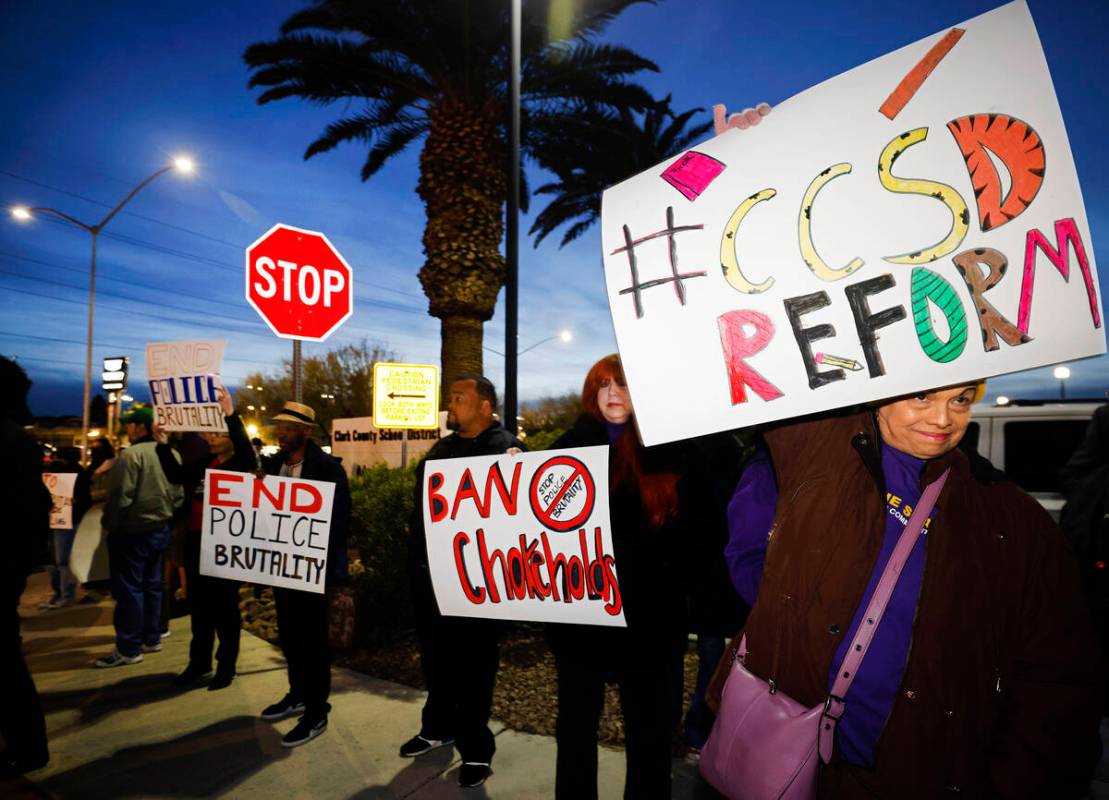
[2,0,1107,417]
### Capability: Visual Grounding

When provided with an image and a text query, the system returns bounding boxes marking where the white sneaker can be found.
[160,629,172,639]
[94,651,144,668]
[142,642,162,653]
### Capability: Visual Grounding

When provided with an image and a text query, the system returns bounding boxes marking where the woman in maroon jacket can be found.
[720,383,1102,798]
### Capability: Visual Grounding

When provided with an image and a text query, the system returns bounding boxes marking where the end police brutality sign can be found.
[200,470,335,593]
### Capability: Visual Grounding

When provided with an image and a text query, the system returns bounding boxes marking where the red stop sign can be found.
[245,223,354,341]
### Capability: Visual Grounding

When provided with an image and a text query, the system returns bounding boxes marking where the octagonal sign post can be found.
[245,223,354,341]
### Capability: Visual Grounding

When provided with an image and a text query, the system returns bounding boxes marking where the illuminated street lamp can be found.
[1053,365,1071,400]
[995,395,1010,407]
[9,156,195,463]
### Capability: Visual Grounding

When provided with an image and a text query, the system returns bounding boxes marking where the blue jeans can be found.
[685,634,726,749]
[108,525,170,657]
[48,529,77,600]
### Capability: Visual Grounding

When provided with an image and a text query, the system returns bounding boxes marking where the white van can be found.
[965,402,1101,521]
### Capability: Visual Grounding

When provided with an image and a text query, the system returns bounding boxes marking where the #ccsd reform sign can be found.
[373,362,439,430]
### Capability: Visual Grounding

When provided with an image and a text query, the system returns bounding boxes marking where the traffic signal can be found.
[102,356,128,392]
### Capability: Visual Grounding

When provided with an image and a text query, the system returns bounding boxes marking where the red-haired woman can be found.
[548,353,732,799]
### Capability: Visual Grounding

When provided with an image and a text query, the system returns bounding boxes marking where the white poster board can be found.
[70,503,109,583]
[200,469,335,594]
[422,446,625,627]
[331,412,450,474]
[146,339,227,432]
[601,1,1104,446]
[42,472,77,529]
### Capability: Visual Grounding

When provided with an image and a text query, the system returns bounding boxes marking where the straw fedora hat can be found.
[271,401,318,426]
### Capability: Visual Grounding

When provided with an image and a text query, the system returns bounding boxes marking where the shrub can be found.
[348,463,417,644]
[522,427,565,452]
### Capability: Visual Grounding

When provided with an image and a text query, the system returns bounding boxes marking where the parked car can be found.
[964,401,1102,521]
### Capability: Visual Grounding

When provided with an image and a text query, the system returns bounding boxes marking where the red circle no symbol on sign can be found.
[529,455,596,532]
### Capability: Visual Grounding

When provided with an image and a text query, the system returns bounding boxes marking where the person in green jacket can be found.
[94,404,183,668]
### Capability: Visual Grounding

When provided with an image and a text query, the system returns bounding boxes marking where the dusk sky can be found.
[2,0,1107,418]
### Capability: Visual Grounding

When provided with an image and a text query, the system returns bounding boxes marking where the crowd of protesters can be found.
[4,349,1107,798]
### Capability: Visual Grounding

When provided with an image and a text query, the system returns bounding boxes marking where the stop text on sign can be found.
[252,257,346,307]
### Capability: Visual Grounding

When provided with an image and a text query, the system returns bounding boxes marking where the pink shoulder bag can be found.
[699,469,949,800]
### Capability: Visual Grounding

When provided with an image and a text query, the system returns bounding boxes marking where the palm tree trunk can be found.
[439,316,485,402]
[417,96,506,404]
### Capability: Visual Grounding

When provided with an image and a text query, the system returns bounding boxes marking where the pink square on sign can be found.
[661,151,726,201]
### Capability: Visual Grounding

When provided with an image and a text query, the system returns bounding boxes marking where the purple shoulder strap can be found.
[817,467,950,763]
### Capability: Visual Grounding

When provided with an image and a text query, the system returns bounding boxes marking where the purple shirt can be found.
[725,444,935,766]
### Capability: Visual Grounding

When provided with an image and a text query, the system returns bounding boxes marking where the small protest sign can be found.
[200,469,335,594]
[42,472,77,529]
[422,446,624,627]
[146,339,227,433]
[600,1,1104,445]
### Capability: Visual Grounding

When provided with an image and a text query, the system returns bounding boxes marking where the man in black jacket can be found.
[399,376,525,789]
[257,401,350,749]
[0,357,51,777]
[155,385,256,690]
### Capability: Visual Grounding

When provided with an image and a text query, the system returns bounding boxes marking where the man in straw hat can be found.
[257,400,350,749]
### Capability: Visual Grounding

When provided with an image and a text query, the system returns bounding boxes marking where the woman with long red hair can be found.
[547,353,733,799]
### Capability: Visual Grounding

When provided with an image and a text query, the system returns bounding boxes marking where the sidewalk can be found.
[5,573,713,799]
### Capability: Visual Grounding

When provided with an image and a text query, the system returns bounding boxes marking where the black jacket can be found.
[156,413,257,530]
[409,421,526,571]
[1060,403,1109,583]
[3,419,51,580]
[261,438,351,586]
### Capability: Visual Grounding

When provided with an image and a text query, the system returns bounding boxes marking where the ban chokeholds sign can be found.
[245,223,354,341]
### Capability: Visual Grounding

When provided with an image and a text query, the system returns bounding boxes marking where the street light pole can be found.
[1053,365,1071,400]
[504,0,522,435]
[10,157,194,463]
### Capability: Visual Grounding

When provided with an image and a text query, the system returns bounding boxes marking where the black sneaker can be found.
[458,762,491,788]
[281,714,327,748]
[207,672,234,691]
[172,666,215,687]
[399,734,454,758]
[0,749,49,778]
[261,695,305,721]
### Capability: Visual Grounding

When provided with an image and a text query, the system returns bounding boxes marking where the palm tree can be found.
[529,97,712,247]
[244,0,657,397]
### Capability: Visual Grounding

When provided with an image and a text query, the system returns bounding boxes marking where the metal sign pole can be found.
[401,427,408,469]
[292,340,302,403]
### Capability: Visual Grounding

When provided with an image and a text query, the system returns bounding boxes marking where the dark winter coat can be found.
[408,421,526,572]
[737,409,1101,799]
[262,438,351,586]
[3,419,52,579]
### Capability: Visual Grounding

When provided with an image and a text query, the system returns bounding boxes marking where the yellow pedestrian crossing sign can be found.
[373,362,439,429]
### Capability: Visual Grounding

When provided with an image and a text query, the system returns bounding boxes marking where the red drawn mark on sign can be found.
[880,27,965,120]
[528,455,596,533]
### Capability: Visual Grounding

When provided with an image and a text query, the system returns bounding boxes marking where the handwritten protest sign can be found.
[423,446,624,627]
[601,1,1104,446]
[146,339,227,432]
[200,469,335,594]
[42,472,77,529]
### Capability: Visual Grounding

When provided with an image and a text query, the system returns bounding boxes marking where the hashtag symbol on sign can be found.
[611,206,708,319]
